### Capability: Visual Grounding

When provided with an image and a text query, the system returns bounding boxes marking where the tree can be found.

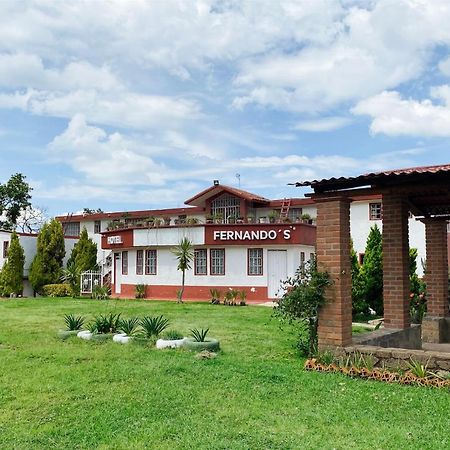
[275,257,332,356]
[359,225,383,315]
[0,232,25,296]
[0,173,32,230]
[16,206,47,233]
[350,239,368,318]
[172,237,193,303]
[409,248,426,323]
[29,219,65,294]
[65,227,97,295]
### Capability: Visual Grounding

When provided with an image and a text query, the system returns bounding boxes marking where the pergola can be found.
[296,164,450,350]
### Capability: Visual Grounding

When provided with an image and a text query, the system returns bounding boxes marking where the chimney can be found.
[213,180,220,186]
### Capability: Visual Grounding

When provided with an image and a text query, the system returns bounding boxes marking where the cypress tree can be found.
[350,239,368,317]
[0,231,25,296]
[359,225,383,315]
[29,219,65,293]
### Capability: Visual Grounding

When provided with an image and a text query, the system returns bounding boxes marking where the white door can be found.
[114,253,121,295]
[267,250,287,298]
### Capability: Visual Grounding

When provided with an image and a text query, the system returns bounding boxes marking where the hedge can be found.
[41,283,72,297]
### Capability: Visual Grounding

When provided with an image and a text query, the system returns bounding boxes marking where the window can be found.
[369,203,382,220]
[122,251,128,275]
[136,250,143,275]
[248,248,263,275]
[3,241,9,258]
[210,248,225,275]
[145,249,157,275]
[309,253,315,263]
[211,193,241,223]
[288,208,303,222]
[94,220,101,234]
[194,249,207,275]
[63,222,80,236]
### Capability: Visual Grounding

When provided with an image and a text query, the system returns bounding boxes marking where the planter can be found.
[156,338,186,349]
[183,338,220,352]
[57,329,81,340]
[90,333,113,342]
[77,330,93,340]
[113,333,133,344]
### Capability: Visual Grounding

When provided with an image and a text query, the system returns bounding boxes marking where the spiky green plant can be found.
[140,315,169,337]
[89,313,121,334]
[171,237,194,303]
[161,329,184,340]
[135,284,147,299]
[407,358,429,378]
[119,317,140,336]
[190,328,209,342]
[63,314,85,331]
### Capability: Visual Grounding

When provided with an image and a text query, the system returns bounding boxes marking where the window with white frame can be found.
[122,251,128,275]
[369,203,382,220]
[210,248,225,275]
[136,250,143,275]
[145,249,157,275]
[211,193,241,223]
[194,249,207,275]
[248,248,263,275]
[94,220,101,234]
[63,222,80,236]
[288,208,303,222]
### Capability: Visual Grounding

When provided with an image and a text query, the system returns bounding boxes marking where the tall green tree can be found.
[359,225,383,315]
[0,232,25,296]
[0,173,32,230]
[64,228,97,295]
[29,219,65,294]
[172,237,193,303]
[350,239,368,317]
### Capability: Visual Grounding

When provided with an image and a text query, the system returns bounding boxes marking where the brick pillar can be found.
[382,194,410,329]
[422,219,449,343]
[316,197,352,349]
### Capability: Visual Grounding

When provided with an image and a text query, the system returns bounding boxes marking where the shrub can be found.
[0,231,25,296]
[161,329,184,340]
[119,317,140,336]
[210,288,221,304]
[64,314,85,331]
[140,315,169,337]
[190,328,209,342]
[92,285,110,300]
[42,283,71,297]
[135,284,147,299]
[89,313,121,334]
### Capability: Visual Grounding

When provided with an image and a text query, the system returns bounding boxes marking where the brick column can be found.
[422,219,449,343]
[316,197,352,349]
[382,194,410,329]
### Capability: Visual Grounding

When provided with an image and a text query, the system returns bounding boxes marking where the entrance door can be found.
[267,250,287,298]
[114,253,121,295]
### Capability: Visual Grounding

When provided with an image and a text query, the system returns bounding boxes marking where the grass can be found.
[0,298,449,450]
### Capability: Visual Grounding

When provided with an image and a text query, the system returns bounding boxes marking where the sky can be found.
[1,0,450,217]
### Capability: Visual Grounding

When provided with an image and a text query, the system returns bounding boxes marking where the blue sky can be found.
[1,0,450,217]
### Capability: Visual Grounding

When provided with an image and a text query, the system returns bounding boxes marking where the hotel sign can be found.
[107,236,123,245]
[205,224,315,246]
[102,229,134,249]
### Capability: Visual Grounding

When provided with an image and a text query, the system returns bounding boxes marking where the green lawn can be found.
[0,298,449,450]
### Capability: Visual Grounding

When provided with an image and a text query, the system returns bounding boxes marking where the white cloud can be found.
[352,89,450,137]
[293,116,352,132]
[439,56,450,76]
[48,115,169,185]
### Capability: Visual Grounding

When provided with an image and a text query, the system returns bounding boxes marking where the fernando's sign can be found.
[213,229,291,241]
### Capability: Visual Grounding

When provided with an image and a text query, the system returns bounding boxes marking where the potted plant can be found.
[145,217,155,227]
[163,216,171,226]
[135,315,170,345]
[210,288,221,304]
[214,213,223,224]
[205,214,214,224]
[186,217,199,225]
[258,216,267,223]
[88,313,121,342]
[238,290,247,306]
[184,328,220,352]
[156,329,186,349]
[301,213,312,224]
[113,317,140,344]
[228,215,236,224]
[135,283,147,299]
[246,216,254,223]
[268,210,279,223]
[58,314,85,340]
[153,217,162,227]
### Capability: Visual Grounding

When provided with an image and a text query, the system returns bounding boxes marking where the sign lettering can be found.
[107,236,123,244]
[213,229,291,241]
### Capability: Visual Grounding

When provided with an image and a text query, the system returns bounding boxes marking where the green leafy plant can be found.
[190,328,209,342]
[210,288,221,304]
[407,358,429,378]
[90,313,121,334]
[238,290,247,306]
[171,237,194,303]
[135,284,147,299]
[42,283,72,297]
[224,289,239,305]
[140,315,170,337]
[161,329,184,340]
[316,350,335,365]
[274,257,332,357]
[119,317,140,336]
[92,285,110,300]
[63,314,85,331]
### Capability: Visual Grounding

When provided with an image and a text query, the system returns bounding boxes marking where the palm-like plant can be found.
[64,314,85,331]
[119,317,140,336]
[171,237,194,303]
[140,315,170,337]
[190,328,209,342]
[61,261,80,296]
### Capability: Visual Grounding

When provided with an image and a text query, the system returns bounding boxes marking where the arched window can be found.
[211,194,241,223]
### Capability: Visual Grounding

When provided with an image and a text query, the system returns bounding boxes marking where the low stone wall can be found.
[339,344,450,371]
[352,325,422,350]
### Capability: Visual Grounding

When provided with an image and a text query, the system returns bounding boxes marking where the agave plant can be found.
[63,314,85,331]
[190,328,209,342]
[119,317,141,336]
[140,315,170,338]
[89,313,121,334]
[407,357,429,378]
